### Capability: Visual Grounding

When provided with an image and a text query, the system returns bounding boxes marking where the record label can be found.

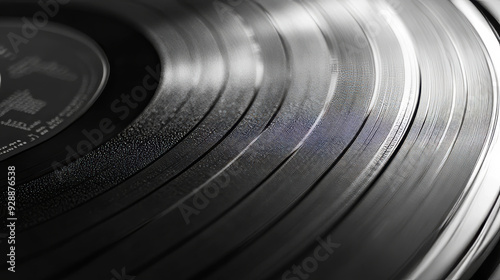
[0,20,108,160]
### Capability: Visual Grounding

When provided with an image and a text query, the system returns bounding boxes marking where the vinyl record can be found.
[1,0,500,280]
